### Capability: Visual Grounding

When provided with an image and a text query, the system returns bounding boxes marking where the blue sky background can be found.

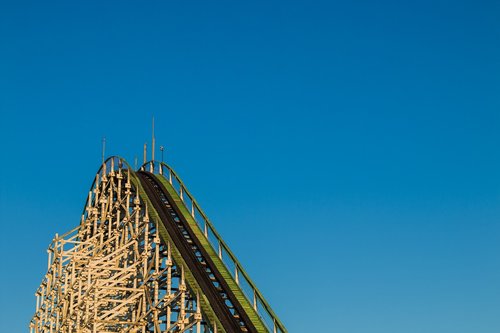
[0,0,499,332]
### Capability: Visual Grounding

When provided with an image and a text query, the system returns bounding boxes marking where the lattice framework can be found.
[30,160,212,333]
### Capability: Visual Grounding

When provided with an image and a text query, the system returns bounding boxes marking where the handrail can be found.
[141,160,287,333]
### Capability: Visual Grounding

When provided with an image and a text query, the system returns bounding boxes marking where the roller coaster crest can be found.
[30,157,286,333]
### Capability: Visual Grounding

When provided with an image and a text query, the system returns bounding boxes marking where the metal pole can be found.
[101,137,106,163]
[152,117,155,162]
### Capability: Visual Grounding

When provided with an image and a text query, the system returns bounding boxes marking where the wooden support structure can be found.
[30,158,208,333]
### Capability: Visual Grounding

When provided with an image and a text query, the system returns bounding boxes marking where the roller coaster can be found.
[30,157,287,333]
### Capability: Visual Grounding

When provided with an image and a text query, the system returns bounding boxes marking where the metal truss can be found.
[30,159,213,333]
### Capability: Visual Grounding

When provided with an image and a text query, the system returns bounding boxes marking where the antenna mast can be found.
[102,137,106,163]
[152,117,155,161]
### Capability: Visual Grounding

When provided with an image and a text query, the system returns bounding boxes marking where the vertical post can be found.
[144,215,149,279]
[143,143,147,164]
[154,226,160,273]
[196,292,202,333]
[47,249,52,270]
[166,241,172,331]
[179,266,186,330]
[93,290,97,333]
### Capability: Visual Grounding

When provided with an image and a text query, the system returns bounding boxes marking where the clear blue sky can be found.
[0,0,499,332]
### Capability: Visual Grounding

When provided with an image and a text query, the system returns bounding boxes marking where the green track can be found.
[127,162,285,333]
[154,174,269,332]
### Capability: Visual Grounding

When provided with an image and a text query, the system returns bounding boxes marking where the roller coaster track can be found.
[30,157,286,333]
